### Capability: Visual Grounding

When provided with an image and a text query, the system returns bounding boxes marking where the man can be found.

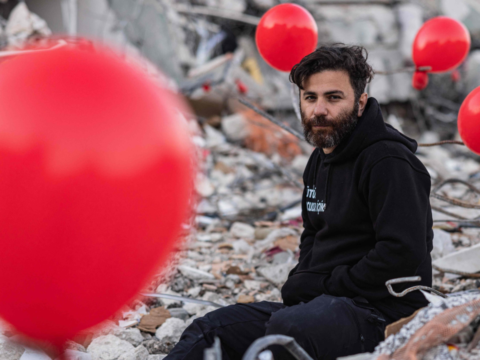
[165,44,433,360]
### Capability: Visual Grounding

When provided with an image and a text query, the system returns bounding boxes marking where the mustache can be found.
[303,115,330,127]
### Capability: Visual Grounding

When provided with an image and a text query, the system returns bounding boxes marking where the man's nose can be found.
[313,100,328,117]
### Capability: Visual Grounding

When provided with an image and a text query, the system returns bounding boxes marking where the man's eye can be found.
[305,96,315,100]
[329,96,341,100]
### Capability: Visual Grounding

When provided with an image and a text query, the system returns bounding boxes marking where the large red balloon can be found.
[255,3,318,72]
[413,16,470,73]
[458,87,480,155]
[0,44,193,349]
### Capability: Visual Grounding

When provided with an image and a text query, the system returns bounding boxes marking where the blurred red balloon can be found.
[458,87,480,155]
[451,69,461,82]
[0,44,193,350]
[236,79,248,94]
[412,71,429,90]
[255,3,318,72]
[413,16,470,73]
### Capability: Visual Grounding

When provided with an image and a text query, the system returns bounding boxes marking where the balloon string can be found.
[418,140,464,147]
[375,66,432,75]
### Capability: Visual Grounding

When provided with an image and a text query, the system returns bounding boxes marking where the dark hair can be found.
[289,44,374,102]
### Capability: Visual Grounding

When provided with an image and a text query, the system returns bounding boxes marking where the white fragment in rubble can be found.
[204,125,226,148]
[218,200,238,216]
[195,216,216,226]
[433,242,480,274]
[178,265,215,280]
[291,155,309,174]
[196,233,213,242]
[87,335,134,360]
[229,222,255,240]
[255,228,298,253]
[431,229,455,261]
[118,320,138,328]
[6,3,51,47]
[221,113,249,142]
[147,356,166,360]
[420,290,446,307]
[113,328,144,347]
[19,348,51,360]
[155,318,187,343]
[0,335,24,360]
[280,206,302,221]
[187,287,202,297]
[244,280,264,291]
[195,306,218,318]
[257,262,295,286]
[232,239,253,254]
[63,350,93,360]
[195,175,215,198]
[117,345,149,360]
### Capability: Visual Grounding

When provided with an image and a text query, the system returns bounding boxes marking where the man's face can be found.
[300,70,359,150]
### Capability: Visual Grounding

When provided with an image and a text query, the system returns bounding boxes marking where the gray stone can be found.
[221,114,249,142]
[168,308,189,321]
[431,229,455,261]
[147,356,166,360]
[396,4,423,61]
[229,222,255,240]
[465,50,480,94]
[257,263,295,286]
[155,318,187,343]
[143,339,175,355]
[113,328,144,347]
[87,335,134,360]
[117,345,149,360]
[177,265,215,281]
[0,335,24,360]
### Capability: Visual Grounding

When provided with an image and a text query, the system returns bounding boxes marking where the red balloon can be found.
[255,3,318,72]
[412,71,429,90]
[413,16,470,73]
[458,87,480,154]
[0,44,193,349]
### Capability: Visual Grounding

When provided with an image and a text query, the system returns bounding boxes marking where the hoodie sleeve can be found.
[321,156,431,300]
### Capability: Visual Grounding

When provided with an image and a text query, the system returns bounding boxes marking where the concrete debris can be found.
[117,345,149,360]
[433,243,480,275]
[431,229,455,261]
[63,350,93,360]
[154,319,187,343]
[112,328,144,347]
[87,335,135,360]
[0,335,24,360]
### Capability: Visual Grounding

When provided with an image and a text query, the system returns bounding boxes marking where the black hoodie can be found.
[281,97,434,322]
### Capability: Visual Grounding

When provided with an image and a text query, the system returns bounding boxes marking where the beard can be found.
[301,102,359,149]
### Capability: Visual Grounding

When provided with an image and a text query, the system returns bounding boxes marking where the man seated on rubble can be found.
[165,44,433,360]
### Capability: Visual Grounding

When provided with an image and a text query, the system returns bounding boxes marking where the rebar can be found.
[386,276,447,298]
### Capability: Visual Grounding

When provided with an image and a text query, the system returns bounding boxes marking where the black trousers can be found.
[165,295,389,360]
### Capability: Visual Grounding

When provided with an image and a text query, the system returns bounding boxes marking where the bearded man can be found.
[165,44,433,360]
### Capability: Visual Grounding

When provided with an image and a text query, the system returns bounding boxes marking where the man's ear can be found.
[357,93,368,117]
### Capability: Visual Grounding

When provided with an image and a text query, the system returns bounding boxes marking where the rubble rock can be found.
[0,335,24,360]
[431,229,455,261]
[113,328,144,347]
[147,356,166,360]
[168,308,189,321]
[155,318,187,343]
[63,349,93,360]
[182,302,205,316]
[221,114,249,142]
[177,265,215,281]
[143,339,175,355]
[229,222,255,240]
[117,345,149,360]
[87,335,134,360]
[257,263,294,286]
[232,239,252,254]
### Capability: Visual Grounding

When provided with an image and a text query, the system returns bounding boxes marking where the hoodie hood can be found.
[319,97,417,164]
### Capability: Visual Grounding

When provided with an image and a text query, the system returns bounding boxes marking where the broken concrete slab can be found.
[433,242,480,274]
